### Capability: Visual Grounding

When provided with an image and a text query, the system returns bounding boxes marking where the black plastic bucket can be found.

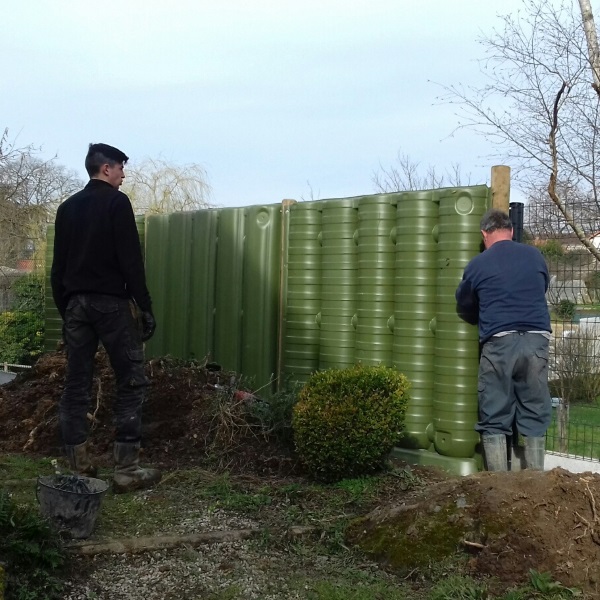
[36,475,109,539]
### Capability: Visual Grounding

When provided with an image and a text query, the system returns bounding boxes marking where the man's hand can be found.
[141,311,156,342]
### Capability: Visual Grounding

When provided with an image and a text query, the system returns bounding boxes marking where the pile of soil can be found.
[0,351,296,475]
[348,468,600,596]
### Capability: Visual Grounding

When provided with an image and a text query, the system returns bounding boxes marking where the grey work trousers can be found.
[476,332,552,438]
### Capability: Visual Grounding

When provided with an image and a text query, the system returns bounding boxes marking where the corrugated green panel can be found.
[284,201,322,382]
[241,204,282,390]
[394,190,439,449]
[144,214,171,357]
[44,224,62,351]
[433,186,490,458]
[163,213,193,358]
[188,210,219,361]
[213,208,246,373]
[356,194,397,366]
[319,197,359,370]
[135,215,146,258]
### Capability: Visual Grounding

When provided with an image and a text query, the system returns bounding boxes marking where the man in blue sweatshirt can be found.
[455,208,552,471]
[51,143,161,492]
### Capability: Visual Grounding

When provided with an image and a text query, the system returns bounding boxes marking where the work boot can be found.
[482,434,508,472]
[524,436,546,471]
[113,442,162,494]
[65,442,98,478]
[509,437,524,472]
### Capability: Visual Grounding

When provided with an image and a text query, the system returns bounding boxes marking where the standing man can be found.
[455,208,552,471]
[51,143,161,493]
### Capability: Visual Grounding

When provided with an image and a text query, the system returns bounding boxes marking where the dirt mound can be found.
[347,468,600,595]
[0,351,296,475]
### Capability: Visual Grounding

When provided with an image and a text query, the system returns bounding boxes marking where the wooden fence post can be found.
[557,399,570,453]
[277,199,297,390]
[491,165,511,213]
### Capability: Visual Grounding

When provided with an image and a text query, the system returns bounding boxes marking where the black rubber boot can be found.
[482,434,508,472]
[524,436,546,471]
[65,442,98,478]
[113,442,161,494]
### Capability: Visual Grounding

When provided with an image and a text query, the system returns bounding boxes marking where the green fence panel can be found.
[319,197,360,370]
[44,186,492,461]
[188,210,219,361]
[432,186,489,458]
[213,207,246,373]
[240,204,282,389]
[394,190,440,450]
[282,201,323,383]
[163,212,193,359]
[356,194,397,366]
[144,214,171,357]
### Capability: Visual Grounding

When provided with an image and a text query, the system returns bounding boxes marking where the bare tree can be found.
[444,0,600,259]
[579,0,600,93]
[122,158,212,214]
[372,151,470,193]
[0,130,82,268]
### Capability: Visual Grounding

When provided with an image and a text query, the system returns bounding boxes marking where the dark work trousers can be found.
[476,332,552,438]
[60,293,148,446]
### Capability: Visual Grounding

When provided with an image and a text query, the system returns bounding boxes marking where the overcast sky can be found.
[2,0,532,207]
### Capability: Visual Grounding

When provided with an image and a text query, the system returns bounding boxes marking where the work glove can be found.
[140,311,156,342]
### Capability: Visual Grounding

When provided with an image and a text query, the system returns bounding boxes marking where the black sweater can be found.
[51,179,152,317]
[455,240,551,343]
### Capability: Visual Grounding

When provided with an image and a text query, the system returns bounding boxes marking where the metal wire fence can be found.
[525,198,600,461]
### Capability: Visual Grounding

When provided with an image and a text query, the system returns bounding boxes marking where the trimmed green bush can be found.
[292,365,410,481]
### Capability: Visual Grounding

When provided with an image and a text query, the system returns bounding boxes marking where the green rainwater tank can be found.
[355,194,397,366]
[240,204,282,389]
[432,186,489,458]
[283,201,322,382]
[319,197,359,370]
[144,214,171,358]
[394,190,439,449]
[187,210,219,361]
[213,207,246,373]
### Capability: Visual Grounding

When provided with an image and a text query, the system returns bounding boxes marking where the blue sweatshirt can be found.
[455,240,551,343]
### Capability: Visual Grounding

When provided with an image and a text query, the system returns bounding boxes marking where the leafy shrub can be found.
[0,310,44,364]
[554,299,576,321]
[538,239,565,259]
[249,382,301,446]
[0,491,65,599]
[11,274,44,313]
[292,365,409,481]
[0,274,44,365]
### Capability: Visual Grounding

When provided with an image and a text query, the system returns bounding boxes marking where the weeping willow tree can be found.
[121,157,212,215]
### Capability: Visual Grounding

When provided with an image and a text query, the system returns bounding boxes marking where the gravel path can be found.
[63,540,395,599]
